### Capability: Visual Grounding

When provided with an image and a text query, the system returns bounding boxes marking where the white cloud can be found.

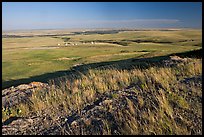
[61,19,181,28]
[25,19,180,26]
[84,19,180,24]
[3,18,181,30]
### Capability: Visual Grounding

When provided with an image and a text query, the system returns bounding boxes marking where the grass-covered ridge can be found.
[2,54,202,135]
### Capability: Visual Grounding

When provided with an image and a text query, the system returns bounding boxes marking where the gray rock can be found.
[2,82,50,108]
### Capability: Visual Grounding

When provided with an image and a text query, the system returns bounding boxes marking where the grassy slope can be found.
[2,55,202,135]
[2,29,202,88]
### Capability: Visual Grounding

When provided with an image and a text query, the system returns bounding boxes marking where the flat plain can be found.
[2,29,202,89]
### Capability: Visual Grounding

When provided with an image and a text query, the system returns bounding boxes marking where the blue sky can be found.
[2,2,202,30]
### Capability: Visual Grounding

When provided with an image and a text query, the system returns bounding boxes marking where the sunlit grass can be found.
[2,58,202,135]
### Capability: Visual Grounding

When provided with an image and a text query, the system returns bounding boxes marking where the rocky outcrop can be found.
[2,86,140,135]
[162,55,190,67]
[2,82,49,108]
[2,56,202,135]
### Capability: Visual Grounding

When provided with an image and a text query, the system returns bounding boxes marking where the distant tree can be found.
[62,37,70,42]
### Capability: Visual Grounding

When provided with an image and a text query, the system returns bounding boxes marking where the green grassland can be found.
[2,29,202,135]
[2,29,202,89]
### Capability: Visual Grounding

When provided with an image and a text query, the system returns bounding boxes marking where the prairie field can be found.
[2,29,202,135]
[2,29,202,89]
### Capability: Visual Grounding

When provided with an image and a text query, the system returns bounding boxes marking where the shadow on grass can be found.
[2,49,202,90]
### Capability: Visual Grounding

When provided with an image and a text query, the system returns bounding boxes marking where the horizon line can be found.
[2,27,202,32]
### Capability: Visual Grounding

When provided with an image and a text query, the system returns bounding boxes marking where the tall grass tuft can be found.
[2,58,202,135]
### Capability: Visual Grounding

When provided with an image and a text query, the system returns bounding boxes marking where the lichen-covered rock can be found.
[2,82,49,108]
[162,56,190,67]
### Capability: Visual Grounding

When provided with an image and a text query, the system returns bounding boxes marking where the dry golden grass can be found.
[2,57,202,135]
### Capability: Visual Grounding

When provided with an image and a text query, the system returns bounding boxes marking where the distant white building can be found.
[57,43,60,46]
[91,42,94,44]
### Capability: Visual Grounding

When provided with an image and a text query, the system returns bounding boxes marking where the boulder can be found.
[2,82,49,108]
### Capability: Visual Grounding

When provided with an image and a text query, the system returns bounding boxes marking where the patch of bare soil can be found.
[54,57,81,61]
[24,47,60,50]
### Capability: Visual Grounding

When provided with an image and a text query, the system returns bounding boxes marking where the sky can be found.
[2,2,202,30]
